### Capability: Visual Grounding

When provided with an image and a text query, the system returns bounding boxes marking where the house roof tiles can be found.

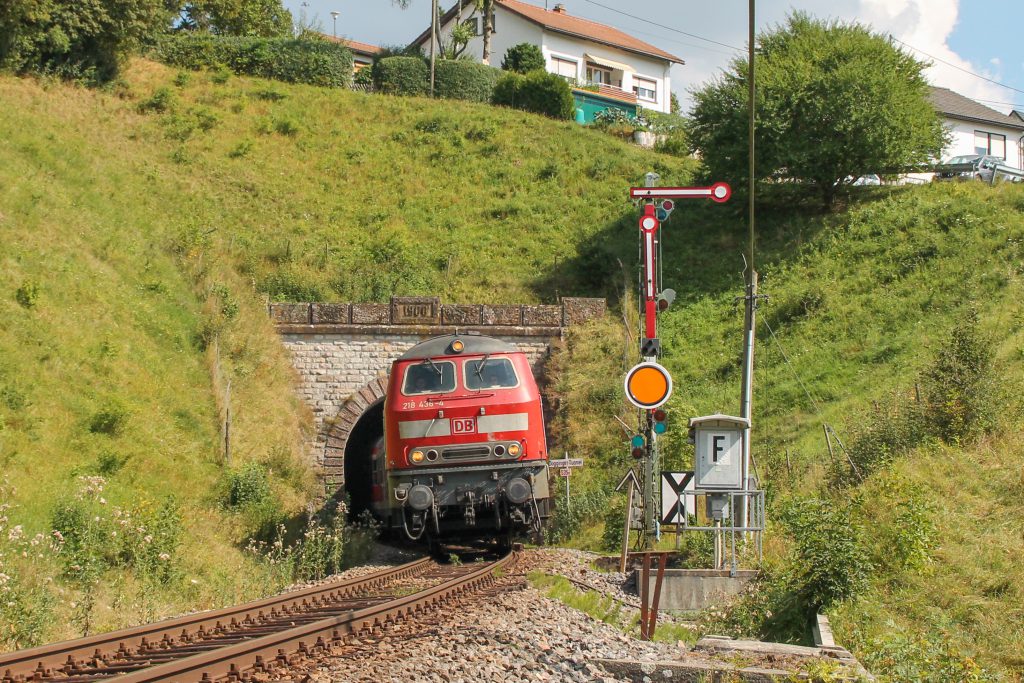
[321,35,384,57]
[496,0,683,64]
[929,87,1024,131]
[412,0,683,65]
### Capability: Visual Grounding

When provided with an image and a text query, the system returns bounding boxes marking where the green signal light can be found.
[631,435,645,448]
[653,422,667,434]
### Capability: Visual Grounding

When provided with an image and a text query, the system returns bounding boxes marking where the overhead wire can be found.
[890,35,1024,98]
[578,0,743,52]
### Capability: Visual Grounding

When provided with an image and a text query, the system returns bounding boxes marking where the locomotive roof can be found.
[398,334,518,360]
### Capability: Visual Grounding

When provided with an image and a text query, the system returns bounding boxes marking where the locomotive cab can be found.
[380,334,551,544]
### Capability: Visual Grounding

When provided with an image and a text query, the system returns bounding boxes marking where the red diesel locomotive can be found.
[370,333,551,545]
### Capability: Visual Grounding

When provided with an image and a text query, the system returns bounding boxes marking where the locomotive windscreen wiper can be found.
[474,354,490,380]
[421,357,443,377]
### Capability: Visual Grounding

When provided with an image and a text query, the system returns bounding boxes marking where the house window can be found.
[633,77,657,102]
[551,56,578,81]
[586,64,612,86]
[975,130,1007,159]
[468,13,496,36]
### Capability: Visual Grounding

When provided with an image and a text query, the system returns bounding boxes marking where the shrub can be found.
[922,310,999,444]
[779,497,872,610]
[434,60,501,102]
[501,43,545,74]
[88,403,128,436]
[372,56,429,96]
[492,70,574,120]
[837,396,926,485]
[14,280,39,308]
[155,36,353,88]
[223,462,272,508]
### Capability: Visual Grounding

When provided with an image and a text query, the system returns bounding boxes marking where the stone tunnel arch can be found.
[323,376,388,507]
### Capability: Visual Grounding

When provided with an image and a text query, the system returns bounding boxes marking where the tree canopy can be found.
[0,0,170,82]
[174,0,292,38]
[688,13,947,208]
[501,42,544,74]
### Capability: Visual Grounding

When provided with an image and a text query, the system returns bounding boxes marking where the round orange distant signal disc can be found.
[624,362,673,409]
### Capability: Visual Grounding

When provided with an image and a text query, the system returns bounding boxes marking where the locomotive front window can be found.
[465,357,519,390]
[402,360,456,395]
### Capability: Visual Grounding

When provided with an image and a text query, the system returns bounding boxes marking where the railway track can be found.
[1,553,515,683]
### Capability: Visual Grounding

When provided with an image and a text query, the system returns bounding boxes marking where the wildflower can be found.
[99,498,107,505]
[144,535,153,544]
[7,525,23,541]
[52,530,64,542]
[190,579,199,585]
[158,553,171,561]
[111,531,117,537]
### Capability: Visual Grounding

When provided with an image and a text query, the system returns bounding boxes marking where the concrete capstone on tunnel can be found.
[271,296,606,498]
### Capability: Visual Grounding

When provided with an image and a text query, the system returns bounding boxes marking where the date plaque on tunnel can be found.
[690,414,748,490]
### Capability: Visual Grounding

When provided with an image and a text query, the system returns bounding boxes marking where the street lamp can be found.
[330,10,340,38]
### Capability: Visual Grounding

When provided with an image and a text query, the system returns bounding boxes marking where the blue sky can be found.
[286,0,1024,113]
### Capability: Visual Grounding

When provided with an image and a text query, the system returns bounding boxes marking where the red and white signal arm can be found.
[624,362,673,409]
[630,182,732,204]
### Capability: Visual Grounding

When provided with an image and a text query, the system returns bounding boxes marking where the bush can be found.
[492,70,574,120]
[501,43,545,74]
[223,462,272,508]
[88,403,128,436]
[155,35,353,88]
[14,280,38,309]
[779,497,872,610]
[434,60,501,102]
[373,56,429,96]
[922,310,999,444]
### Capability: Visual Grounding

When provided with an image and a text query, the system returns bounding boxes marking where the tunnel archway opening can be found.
[342,400,385,520]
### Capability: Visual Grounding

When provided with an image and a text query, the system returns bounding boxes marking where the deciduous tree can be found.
[688,13,946,209]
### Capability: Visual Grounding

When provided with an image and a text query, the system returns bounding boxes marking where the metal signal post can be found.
[626,177,732,548]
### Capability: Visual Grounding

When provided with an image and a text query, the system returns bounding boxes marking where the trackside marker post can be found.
[626,178,732,550]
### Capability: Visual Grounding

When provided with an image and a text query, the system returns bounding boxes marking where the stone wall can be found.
[271,296,606,492]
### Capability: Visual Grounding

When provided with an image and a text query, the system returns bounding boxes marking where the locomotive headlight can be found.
[410,449,425,464]
[450,339,465,353]
[507,443,521,457]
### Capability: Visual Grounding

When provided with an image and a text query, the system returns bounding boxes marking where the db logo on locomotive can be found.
[451,417,476,434]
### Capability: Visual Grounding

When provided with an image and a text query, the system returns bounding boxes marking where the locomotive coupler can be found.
[463,491,476,527]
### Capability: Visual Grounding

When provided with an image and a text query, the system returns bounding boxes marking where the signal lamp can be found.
[450,339,465,353]
[410,450,425,464]
[653,408,668,434]
[631,447,644,459]
[630,435,645,449]
[426,449,439,461]
[507,443,522,457]
[661,199,674,211]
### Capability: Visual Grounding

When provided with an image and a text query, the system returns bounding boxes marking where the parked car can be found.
[852,173,881,186]
[934,154,1003,183]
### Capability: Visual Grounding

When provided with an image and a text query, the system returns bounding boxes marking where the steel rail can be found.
[113,552,515,683]
[0,557,432,682]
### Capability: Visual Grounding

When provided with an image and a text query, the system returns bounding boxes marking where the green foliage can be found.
[88,402,129,436]
[688,12,946,208]
[546,487,607,544]
[854,474,937,575]
[921,310,999,444]
[156,35,354,87]
[501,42,544,74]
[779,497,872,610]
[14,280,38,308]
[859,625,996,682]
[492,70,574,120]
[223,461,272,508]
[372,56,428,96]
[174,0,293,38]
[139,86,176,113]
[434,60,501,102]
[599,496,626,552]
[837,396,926,484]
[0,0,170,82]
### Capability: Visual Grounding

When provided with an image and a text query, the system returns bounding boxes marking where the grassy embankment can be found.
[0,58,691,647]
[547,182,1024,680]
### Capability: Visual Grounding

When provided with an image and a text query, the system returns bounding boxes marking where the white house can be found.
[929,87,1024,168]
[410,0,684,117]
[322,35,383,74]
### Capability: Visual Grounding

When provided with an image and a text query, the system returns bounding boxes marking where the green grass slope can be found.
[0,59,691,647]
[547,182,1024,679]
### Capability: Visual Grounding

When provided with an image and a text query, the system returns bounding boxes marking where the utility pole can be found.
[738,0,758,531]
[429,0,438,97]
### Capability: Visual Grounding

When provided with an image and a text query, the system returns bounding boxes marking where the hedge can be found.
[434,60,501,102]
[492,70,574,120]
[373,56,429,96]
[155,35,353,87]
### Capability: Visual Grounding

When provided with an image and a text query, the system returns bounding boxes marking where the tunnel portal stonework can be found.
[271,296,606,494]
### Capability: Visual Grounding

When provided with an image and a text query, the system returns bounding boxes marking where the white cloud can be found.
[856,0,1009,110]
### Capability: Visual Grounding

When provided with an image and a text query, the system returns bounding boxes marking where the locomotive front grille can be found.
[441,446,491,461]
